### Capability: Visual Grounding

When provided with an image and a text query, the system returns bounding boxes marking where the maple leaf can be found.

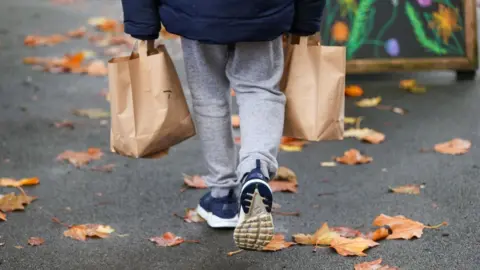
[149,232,199,247]
[263,234,296,251]
[90,164,116,173]
[335,149,372,165]
[85,60,108,76]
[0,193,37,212]
[269,166,298,193]
[0,211,6,221]
[56,148,103,167]
[0,177,39,188]
[354,258,399,270]
[183,174,207,190]
[355,97,382,107]
[434,138,471,155]
[24,34,68,47]
[67,26,87,38]
[274,167,297,185]
[345,85,364,97]
[344,128,385,144]
[372,214,447,240]
[72,108,109,119]
[366,227,391,241]
[231,115,240,128]
[88,17,119,32]
[389,184,425,195]
[280,137,307,152]
[293,223,340,246]
[268,181,298,193]
[28,237,45,246]
[64,224,114,241]
[331,227,366,238]
[183,208,205,223]
[330,237,379,256]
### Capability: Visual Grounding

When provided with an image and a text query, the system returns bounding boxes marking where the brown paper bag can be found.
[281,36,345,141]
[108,41,195,158]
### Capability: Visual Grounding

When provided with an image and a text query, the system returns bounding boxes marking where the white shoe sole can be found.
[234,179,274,250]
[196,205,238,228]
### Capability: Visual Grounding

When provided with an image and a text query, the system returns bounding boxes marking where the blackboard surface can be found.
[321,0,473,63]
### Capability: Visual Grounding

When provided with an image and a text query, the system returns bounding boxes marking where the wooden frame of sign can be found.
[345,0,478,79]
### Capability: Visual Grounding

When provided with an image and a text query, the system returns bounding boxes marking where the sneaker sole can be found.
[196,205,238,228]
[234,180,274,250]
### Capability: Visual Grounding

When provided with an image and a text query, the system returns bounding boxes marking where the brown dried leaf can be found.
[355,97,382,107]
[28,237,45,246]
[274,166,297,185]
[263,234,296,251]
[331,227,365,238]
[64,224,114,241]
[268,181,297,193]
[330,237,379,256]
[0,193,37,212]
[56,148,103,167]
[0,177,39,187]
[86,60,108,76]
[54,121,75,129]
[434,138,471,155]
[280,137,307,152]
[183,175,207,189]
[231,115,240,128]
[184,208,205,223]
[335,149,372,165]
[354,258,399,270]
[367,227,391,241]
[372,214,447,240]
[67,26,87,38]
[88,17,119,32]
[389,184,424,195]
[293,223,340,246]
[24,34,69,47]
[0,211,6,221]
[149,232,185,247]
[344,128,385,144]
[73,108,109,119]
[400,79,426,94]
[90,164,116,173]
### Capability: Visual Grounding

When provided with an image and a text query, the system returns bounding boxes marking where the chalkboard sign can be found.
[320,0,478,77]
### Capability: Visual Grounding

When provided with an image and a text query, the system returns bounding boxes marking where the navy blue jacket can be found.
[121,0,325,44]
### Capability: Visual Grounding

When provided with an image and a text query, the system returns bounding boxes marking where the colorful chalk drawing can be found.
[321,0,466,59]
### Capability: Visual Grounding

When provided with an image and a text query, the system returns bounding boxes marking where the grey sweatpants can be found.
[181,37,286,198]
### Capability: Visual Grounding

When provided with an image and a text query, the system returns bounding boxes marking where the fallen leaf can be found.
[356,97,382,107]
[73,108,109,119]
[335,149,372,165]
[345,85,364,97]
[367,227,391,241]
[90,164,116,173]
[399,79,426,94]
[88,17,119,32]
[86,60,108,76]
[0,193,37,212]
[0,177,39,188]
[344,128,385,144]
[389,184,425,195]
[331,227,365,238]
[268,181,297,193]
[28,237,45,246]
[330,237,379,256]
[372,214,447,240]
[54,121,75,129]
[344,117,363,125]
[14,245,24,249]
[376,105,408,115]
[272,202,282,209]
[149,232,187,247]
[67,26,87,38]
[0,211,6,221]
[23,57,48,65]
[272,210,300,217]
[231,115,240,128]
[184,208,205,223]
[263,234,296,251]
[273,166,297,185]
[270,167,298,193]
[354,258,399,270]
[434,138,471,155]
[64,224,114,241]
[293,223,340,246]
[320,161,337,167]
[183,174,207,189]
[24,34,68,47]
[56,148,103,167]
[280,137,307,152]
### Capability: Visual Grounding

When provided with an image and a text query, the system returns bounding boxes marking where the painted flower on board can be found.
[428,4,462,44]
[385,38,400,56]
[417,0,432,7]
[331,21,349,43]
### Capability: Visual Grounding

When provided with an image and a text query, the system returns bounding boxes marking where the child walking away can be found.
[121,0,325,250]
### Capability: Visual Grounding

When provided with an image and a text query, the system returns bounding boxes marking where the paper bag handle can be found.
[130,40,157,59]
[286,33,321,47]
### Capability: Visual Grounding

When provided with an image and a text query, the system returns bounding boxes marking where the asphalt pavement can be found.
[1,0,480,269]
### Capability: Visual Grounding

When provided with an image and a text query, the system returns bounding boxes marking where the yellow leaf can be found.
[344,117,360,125]
[434,138,471,155]
[64,224,115,241]
[0,177,40,188]
[344,128,385,144]
[354,258,399,270]
[330,237,379,256]
[0,193,37,212]
[293,223,340,246]
[389,184,424,195]
[263,234,296,251]
[355,97,382,107]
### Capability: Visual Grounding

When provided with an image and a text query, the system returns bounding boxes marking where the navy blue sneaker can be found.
[234,160,274,250]
[196,190,239,228]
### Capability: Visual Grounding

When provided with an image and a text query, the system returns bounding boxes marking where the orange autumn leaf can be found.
[263,234,296,251]
[23,57,48,65]
[86,60,108,76]
[330,237,379,257]
[231,115,240,128]
[274,166,297,185]
[63,52,86,70]
[335,149,372,165]
[331,226,366,238]
[367,227,391,241]
[389,184,424,195]
[268,181,297,193]
[0,211,6,221]
[64,224,114,241]
[28,237,45,246]
[149,232,199,247]
[280,137,307,152]
[56,148,103,167]
[0,177,39,188]
[269,166,298,193]
[331,21,349,42]
[434,138,471,155]
[399,79,426,94]
[88,17,119,32]
[372,214,447,240]
[0,193,37,212]
[293,223,340,246]
[354,258,399,270]
[67,26,87,38]
[344,128,385,144]
[183,174,208,189]
[24,34,68,47]
[184,208,205,223]
[345,85,364,97]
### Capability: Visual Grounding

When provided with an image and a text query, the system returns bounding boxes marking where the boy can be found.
[121,0,325,250]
